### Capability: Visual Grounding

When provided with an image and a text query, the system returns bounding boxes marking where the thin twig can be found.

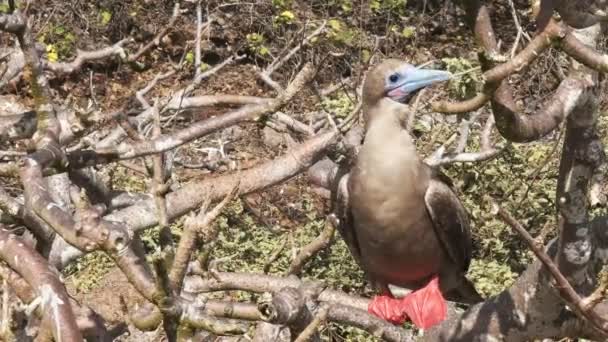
[169,182,240,291]
[194,1,203,78]
[136,70,176,109]
[128,3,180,62]
[406,88,428,133]
[259,21,327,93]
[264,236,288,274]
[288,218,336,276]
[294,305,329,342]
[150,102,175,288]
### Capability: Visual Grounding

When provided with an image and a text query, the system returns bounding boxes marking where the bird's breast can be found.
[349,150,446,286]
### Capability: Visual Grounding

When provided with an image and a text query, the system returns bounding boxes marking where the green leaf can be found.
[46,44,59,62]
[100,9,112,26]
[401,26,415,38]
[280,10,295,21]
[258,46,270,56]
[53,26,66,35]
[361,49,371,64]
[185,51,194,65]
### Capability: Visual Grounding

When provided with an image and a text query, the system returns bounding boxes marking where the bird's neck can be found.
[358,100,421,180]
[363,99,417,156]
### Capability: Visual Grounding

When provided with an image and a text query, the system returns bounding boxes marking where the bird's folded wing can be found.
[424,177,473,271]
[332,173,364,267]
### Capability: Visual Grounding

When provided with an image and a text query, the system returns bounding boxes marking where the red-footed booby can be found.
[335,59,482,329]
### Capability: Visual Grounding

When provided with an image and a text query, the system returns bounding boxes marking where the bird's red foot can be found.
[367,276,447,329]
[400,276,447,329]
[367,292,408,324]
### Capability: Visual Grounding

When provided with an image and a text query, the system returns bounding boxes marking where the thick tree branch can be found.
[0,226,82,341]
[44,39,129,74]
[49,131,338,271]
[489,199,608,336]
[185,271,413,341]
[169,184,238,291]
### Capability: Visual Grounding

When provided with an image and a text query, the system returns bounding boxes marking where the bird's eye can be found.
[388,74,399,83]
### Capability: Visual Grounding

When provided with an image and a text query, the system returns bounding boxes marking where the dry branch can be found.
[431,92,491,114]
[259,21,327,93]
[431,19,565,114]
[44,39,129,74]
[294,305,328,342]
[429,0,608,145]
[425,114,506,167]
[93,54,242,151]
[185,271,413,341]
[127,3,180,62]
[136,70,176,109]
[169,183,239,291]
[105,130,338,232]
[164,95,273,111]
[68,63,317,167]
[560,22,608,72]
[0,226,82,341]
[0,11,24,34]
[49,130,339,272]
[288,217,336,275]
[489,199,608,336]
[260,286,319,341]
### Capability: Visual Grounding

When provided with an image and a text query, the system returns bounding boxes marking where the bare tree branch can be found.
[0,226,82,341]
[169,183,239,291]
[488,199,608,337]
[44,39,129,74]
[127,3,180,63]
[68,63,317,167]
[288,217,336,276]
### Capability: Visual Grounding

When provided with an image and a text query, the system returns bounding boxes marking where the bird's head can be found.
[362,59,452,109]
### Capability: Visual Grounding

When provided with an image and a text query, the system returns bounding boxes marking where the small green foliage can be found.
[140,225,162,252]
[321,91,355,118]
[339,0,353,13]
[361,49,371,64]
[37,25,76,61]
[467,259,518,297]
[100,9,113,26]
[326,19,358,47]
[0,3,9,13]
[389,24,416,39]
[63,252,114,292]
[273,10,296,26]
[401,26,416,38]
[110,165,147,193]
[45,44,59,62]
[442,57,481,100]
[185,51,195,65]
[180,52,212,73]
[325,0,353,14]
[370,0,408,15]
[246,33,270,57]
[271,0,292,10]
[210,197,366,295]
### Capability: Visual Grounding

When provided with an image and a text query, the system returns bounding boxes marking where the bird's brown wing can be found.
[331,172,364,267]
[423,173,473,272]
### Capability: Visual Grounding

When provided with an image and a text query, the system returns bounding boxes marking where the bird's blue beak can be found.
[387,68,452,99]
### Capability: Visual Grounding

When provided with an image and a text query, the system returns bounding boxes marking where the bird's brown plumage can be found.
[336,59,482,303]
